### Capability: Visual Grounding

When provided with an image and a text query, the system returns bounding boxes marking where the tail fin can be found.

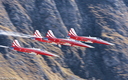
[46,30,56,38]
[68,28,77,36]
[12,40,21,47]
[33,30,42,38]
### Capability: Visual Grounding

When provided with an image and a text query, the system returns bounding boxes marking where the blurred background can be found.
[0,0,128,80]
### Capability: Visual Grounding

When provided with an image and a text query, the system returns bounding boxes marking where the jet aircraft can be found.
[32,30,52,43]
[0,40,58,57]
[30,30,94,48]
[45,30,94,48]
[68,28,114,45]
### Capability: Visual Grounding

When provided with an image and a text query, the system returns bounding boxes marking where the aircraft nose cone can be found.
[53,54,59,57]
[89,46,95,48]
[110,43,114,45]
[107,42,115,45]
[88,46,95,48]
[86,45,94,48]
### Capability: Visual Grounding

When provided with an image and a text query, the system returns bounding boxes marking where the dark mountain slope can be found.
[0,0,128,80]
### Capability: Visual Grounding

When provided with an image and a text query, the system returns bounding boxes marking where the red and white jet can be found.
[0,40,58,57]
[68,28,114,45]
[45,30,94,48]
[31,30,52,43]
[31,30,94,48]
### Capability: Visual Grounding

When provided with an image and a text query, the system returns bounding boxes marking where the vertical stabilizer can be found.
[33,30,43,38]
[68,28,77,36]
[46,30,56,38]
[12,40,21,47]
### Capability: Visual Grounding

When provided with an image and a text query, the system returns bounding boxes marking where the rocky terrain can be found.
[0,0,128,80]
